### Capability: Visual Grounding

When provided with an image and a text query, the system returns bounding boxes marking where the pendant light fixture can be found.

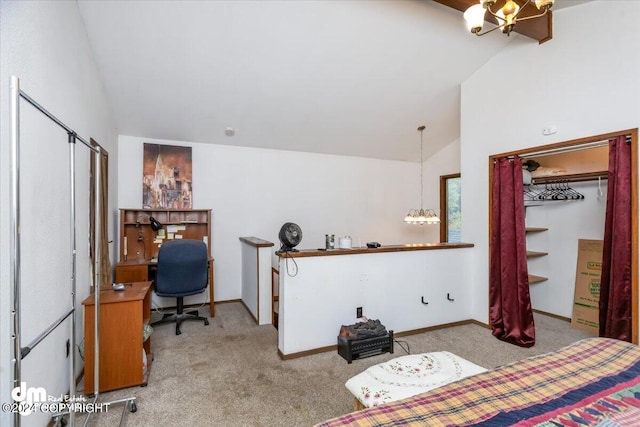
[404,126,440,225]
[463,0,554,37]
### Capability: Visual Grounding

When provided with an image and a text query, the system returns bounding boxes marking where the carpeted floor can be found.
[71,302,593,426]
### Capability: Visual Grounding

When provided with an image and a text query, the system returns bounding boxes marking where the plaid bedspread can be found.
[316,338,640,427]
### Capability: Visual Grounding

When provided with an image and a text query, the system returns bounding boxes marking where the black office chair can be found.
[151,239,210,335]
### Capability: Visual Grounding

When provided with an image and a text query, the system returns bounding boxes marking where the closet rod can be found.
[518,139,610,159]
[19,308,74,359]
[10,76,22,427]
[517,134,632,160]
[18,89,99,154]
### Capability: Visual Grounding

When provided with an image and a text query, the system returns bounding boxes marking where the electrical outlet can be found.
[66,339,70,358]
[356,307,362,318]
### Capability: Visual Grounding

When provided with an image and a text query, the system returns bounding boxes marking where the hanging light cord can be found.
[403,125,439,225]
[419,127,424,211]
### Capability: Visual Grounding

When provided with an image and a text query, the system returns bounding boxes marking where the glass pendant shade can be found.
[464,4,486,33]
[404,208,440,225]
[495,1,520,24]
[536,0,553,10]
[535,0,554,10]
[501,0,519,17]
[495,1,519,34]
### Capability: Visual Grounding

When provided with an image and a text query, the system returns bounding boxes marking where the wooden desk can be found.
[82,281,152,393]
[117,208,214,316]
[115,258,215,317]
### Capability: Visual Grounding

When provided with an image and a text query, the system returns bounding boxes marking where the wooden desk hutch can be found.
[115,208,215,316]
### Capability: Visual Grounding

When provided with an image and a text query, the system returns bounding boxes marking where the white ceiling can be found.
[77,0,591,162]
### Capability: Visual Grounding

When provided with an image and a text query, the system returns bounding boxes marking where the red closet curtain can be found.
[490,156,536,347]
[599,135,632,341]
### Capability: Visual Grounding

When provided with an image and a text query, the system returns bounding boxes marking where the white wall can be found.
[526,181,608,318]
[423,138,461,240]
[461,1,640,325]
[118,135,451,302]
[0,1,117,426]
[278,247,474,355]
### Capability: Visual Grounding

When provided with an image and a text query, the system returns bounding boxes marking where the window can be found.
[440,174,461,243]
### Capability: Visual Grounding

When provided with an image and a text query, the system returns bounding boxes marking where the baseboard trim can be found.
[277,319,489,360]
[394,319,488,337]
[278,345,337,360]
[215,298,242,305]
[533,308,572,323]
[469,319,490,328]
[239,300,258,323]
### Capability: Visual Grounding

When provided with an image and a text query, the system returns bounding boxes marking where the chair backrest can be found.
[155,239,208,297]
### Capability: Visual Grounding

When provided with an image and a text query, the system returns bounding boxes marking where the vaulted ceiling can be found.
[77,0,591,162]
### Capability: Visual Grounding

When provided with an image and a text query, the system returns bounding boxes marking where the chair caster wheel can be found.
[205,319,209,325]
[130,402,137,413]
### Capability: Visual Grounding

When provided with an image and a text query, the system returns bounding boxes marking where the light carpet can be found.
[71,302,592,426]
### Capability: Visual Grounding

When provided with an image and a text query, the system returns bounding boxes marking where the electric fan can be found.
[279,222,302,252]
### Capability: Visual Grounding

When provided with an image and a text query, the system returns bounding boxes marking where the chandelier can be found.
[463,0,554,37]
[404,126,440,225]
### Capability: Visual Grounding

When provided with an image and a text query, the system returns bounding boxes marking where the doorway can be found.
[488,129,638,344]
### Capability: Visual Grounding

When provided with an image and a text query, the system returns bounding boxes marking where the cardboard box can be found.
[571,239,603,334]
[572,305,599,333]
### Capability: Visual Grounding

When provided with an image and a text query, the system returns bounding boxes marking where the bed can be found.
[316,338,640,427]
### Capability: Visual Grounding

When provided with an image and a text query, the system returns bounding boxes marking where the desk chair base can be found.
[151,297,209,335]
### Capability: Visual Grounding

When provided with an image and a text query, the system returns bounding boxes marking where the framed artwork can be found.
[142,143,192,209]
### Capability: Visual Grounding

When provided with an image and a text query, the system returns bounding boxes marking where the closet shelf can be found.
[526,227,547,285]
[526,227,548,233]
[531,170,608,184]
[527,251,548,258]
[528,274,548,284]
